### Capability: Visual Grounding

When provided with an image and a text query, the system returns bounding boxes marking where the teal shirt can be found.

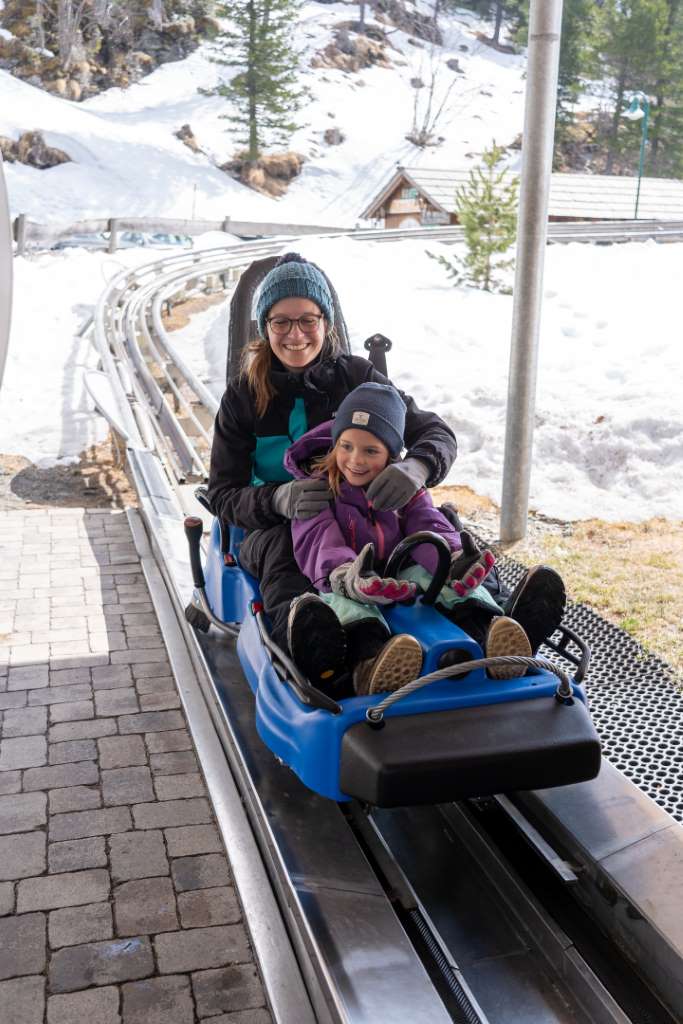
[251,397,308,485]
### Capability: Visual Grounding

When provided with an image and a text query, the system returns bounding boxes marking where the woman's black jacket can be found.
[207,354,458,530]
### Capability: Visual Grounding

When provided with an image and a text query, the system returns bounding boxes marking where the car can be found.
[52,232,108,251]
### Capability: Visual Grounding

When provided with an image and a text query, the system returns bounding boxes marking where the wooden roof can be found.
[361,166,683,221]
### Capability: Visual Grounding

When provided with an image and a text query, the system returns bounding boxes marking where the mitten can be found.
[272,478,332,520]
[329,543,417,605]
[448,531,496,598]
[365,458,429,511]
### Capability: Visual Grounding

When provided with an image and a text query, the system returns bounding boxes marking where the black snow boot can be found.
[344,618,392,669]
[286,594,347,689]
[504,565,566,654]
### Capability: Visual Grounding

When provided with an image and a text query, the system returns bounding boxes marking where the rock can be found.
[373,0,442,45]
[475,31,517,55]
[221,151,305,197]
[459,44,469,52]
[446,58,461,73]
[0,137,15,162]
[323,127,345,145]
[315,28,392,72]
[410,76,424,88]
[66,79,82,101]
[9,131,71,169]
[175,124,203,154]
[51,78,68,97]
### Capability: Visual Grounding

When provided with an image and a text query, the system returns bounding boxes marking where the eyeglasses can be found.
[266,314,324,335]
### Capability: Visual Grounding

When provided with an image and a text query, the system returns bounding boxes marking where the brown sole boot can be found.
[485,616,532,679]
[354,634,423,696]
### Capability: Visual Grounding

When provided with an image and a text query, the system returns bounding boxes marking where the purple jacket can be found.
[284,421,462,591]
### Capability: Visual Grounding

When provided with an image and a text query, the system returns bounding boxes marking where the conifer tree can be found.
[554,0,597,163]
[589,0,668,174]
[647,0,683,176]
[427,143,518,292]
[211,0,304,161]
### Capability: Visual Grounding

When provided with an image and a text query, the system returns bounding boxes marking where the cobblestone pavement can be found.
[0,508,272,1024]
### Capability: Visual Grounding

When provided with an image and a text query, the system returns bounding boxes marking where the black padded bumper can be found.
[339,696,601,807]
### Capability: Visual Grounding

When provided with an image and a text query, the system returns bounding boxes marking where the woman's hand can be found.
[329,543,416,605]
[448,531,496,598]
[272,478,333,520]
[365,457,429,511]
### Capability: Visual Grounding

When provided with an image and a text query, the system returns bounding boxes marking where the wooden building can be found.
[361,166,683,227]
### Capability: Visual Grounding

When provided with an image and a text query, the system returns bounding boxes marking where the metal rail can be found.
[89,239,683,1024]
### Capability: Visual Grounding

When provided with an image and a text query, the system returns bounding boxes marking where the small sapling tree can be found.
[427,142,518,292]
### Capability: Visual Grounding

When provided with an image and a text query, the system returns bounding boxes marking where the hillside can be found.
[0,2,526,226]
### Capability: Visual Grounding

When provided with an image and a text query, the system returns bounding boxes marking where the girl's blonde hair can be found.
[311,444,345,496]
[240,324,342,417]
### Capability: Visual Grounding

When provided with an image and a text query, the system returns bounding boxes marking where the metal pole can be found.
[634,101,650,219]
[500,0,564,543]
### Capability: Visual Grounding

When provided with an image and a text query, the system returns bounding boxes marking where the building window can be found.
[421,209,449,225]
[401,187,418,199]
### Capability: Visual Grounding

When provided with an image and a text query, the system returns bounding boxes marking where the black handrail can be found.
[384,531,452,606]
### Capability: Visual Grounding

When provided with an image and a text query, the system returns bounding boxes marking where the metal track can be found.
[89,237,683,1023]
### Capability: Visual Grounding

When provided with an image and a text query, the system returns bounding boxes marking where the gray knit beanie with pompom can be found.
[254,253,335,338]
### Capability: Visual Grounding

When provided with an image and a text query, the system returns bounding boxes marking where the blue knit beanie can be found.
[332,383,406,459]
[254,253,335,338]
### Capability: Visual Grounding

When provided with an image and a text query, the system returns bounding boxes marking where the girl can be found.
[284,382,540,694]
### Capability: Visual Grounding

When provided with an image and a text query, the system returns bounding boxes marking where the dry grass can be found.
[161,290,226,332]
[433,484,683,678]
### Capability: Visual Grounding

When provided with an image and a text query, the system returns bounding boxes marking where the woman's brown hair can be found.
[240,324,342,418]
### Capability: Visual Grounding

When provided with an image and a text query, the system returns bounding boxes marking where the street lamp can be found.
[621,91,650,220]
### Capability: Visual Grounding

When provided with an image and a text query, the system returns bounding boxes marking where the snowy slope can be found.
[0,4,525,226]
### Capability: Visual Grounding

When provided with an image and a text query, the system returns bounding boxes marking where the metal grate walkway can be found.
[496,557,683,823]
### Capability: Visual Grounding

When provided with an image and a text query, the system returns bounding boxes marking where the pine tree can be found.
[456,143,518,291]
[427,143,518,292]
[554,0,597,165]
[211,0,304,161]
[589,0,668,174]
[647,0,683,176]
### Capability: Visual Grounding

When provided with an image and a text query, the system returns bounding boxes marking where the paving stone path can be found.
[0,508,272,1024]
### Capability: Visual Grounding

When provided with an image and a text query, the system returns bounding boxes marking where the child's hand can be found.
[448,531,496,598]
[329,543,417,605]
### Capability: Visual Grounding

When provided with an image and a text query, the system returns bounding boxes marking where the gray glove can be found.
[329,543,417,605]
[365,457,429,511]
[272,478,333,520]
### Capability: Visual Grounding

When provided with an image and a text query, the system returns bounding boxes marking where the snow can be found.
[171,235,683,523]
[0,4,525,227]
[0,247,152,467]
[0,5,680,522]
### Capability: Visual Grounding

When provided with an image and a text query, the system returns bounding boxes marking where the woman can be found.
[207,252,458,688]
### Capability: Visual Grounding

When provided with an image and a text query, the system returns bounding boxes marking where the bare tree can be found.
[150,0,166,30]
[406,52,459,147]
[56,0,90,71]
